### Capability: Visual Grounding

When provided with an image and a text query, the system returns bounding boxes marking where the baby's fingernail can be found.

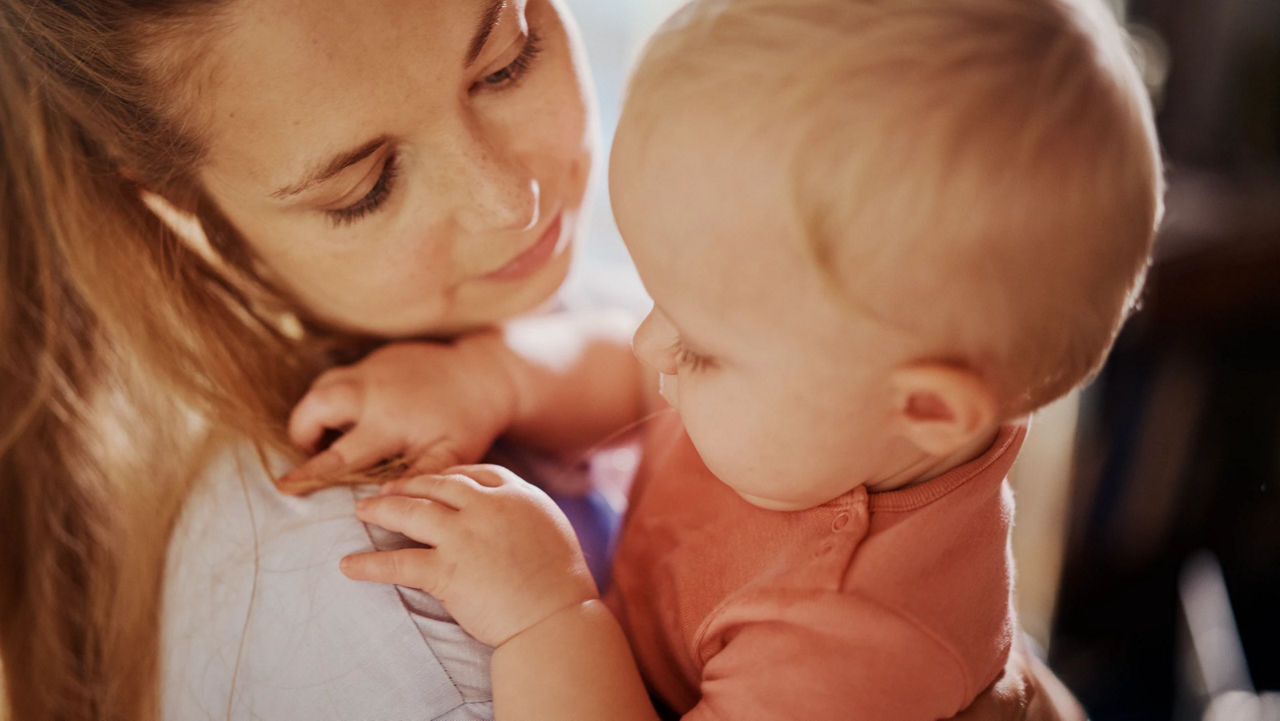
[306,450,346,477]
[339,556,353,573]
[276,478,312,496]
[377,482,396,496]
[355,498,370,511]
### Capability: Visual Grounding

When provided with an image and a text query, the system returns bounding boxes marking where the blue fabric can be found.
[548,488,621,592]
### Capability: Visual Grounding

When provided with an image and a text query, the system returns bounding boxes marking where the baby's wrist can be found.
[495,596,606,652]
[454,329,525,430]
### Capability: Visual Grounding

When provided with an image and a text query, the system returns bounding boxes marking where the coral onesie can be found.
[606,412,1023,721]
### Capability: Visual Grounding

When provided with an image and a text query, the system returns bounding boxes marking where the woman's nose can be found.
[450,122,540,234]
[633,308,679,376]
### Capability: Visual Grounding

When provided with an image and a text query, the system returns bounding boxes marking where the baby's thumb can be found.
[288,382,362,451]
[278,427,404,494]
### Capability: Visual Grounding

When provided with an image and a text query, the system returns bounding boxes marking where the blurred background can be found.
[564,0,1280,719]
[1048,2,1280,720]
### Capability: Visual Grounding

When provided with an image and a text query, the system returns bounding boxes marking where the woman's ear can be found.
[889,363,998,457]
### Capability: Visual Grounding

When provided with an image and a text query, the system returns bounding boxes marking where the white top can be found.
[161,444,494,720]
[159,274,647,720]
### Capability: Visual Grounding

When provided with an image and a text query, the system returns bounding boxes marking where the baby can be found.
[286,0,1162,718]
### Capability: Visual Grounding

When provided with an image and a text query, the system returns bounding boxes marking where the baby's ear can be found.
[889,363,998,458]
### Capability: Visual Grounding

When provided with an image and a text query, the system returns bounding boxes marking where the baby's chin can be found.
[723,471,862,512]
[730,488,812,513]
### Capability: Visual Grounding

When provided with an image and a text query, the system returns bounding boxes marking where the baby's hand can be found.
[340,465,599,648]
[280,334,520,494]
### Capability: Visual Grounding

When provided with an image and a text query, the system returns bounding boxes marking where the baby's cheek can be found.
[685,411,754,484]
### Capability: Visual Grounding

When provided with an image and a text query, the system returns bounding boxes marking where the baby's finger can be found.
[378,473,483,510]
[340,548,451,597]
[308,366,352,391]
[407,443,469,476]
[273,472,370,497]
[287,381,362,450]
[440,464,521,489]
[355,495,453,546]
[323,425,406,474]
[279,426,404,489]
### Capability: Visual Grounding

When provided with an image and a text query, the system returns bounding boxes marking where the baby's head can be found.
[611,0,1162,509]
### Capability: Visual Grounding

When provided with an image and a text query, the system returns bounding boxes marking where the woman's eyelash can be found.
[325,31,540,225]
[323,31,541,228]
[476,31,543,90]
[326,153,399,228]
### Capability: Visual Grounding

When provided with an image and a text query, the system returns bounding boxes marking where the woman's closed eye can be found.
[326,152,400,227]
[473,31,543,92]
[322,31,545,229]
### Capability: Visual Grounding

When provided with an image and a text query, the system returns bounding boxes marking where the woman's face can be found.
[196,0,594,337]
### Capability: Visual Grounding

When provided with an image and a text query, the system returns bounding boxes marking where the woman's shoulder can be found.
[161,443,493,721]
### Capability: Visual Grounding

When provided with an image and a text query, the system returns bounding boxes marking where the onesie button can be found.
[831,512,851,531]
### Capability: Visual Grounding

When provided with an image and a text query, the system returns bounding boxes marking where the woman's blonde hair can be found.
[626,0,1164,414]
[1,3,336,718]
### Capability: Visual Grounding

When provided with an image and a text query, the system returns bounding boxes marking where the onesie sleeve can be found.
[681,589,973,721]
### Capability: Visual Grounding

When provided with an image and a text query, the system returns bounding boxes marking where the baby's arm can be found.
[281,309,648,492]
[341,466,661,721]
[497,309,654,452]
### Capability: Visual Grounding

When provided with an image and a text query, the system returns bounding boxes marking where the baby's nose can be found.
[633,309,679,376]
[658,373,679,408]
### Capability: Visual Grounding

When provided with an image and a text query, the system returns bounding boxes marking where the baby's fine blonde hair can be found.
[626,0,1164,414]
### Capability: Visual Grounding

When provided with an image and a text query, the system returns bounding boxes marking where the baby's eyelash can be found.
[674,341,715,372]
[476,31,544,90]
[326,153,399,228]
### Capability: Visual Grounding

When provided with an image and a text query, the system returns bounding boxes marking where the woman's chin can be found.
[412,243,576,337]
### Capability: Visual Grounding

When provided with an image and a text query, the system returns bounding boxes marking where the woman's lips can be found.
[482,213,565,282]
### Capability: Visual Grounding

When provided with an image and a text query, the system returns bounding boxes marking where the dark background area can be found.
[1048,1,1280,719]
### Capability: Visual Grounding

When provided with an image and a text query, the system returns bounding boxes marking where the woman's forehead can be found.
[198,0,524,192]
[213,0,519,74]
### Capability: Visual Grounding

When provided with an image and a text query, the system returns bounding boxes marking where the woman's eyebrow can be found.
[466,0,508,67]
[271,137,388,200]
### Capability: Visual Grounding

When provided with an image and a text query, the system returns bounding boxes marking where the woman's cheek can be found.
[539,15,595,165]
[539,95,592,197]
[280,226,451,335]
